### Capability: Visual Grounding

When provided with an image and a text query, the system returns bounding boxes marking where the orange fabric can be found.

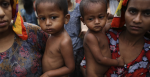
[12,0,28,40]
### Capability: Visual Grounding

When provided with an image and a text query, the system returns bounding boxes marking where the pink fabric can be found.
[76,0,81,3]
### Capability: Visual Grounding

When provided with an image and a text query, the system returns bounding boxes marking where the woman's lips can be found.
[0,21,8,27]
[130,26,142,30]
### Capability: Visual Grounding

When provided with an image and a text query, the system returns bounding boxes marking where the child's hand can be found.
[117,56,124,66]
[40,72,49,77]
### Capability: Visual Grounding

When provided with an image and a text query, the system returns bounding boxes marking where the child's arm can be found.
[85,33,124,66]
[41,38,75,77]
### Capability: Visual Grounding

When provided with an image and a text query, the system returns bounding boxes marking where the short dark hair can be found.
[80,0,107,18]
[23,0,34,14]
[35,0,68,15]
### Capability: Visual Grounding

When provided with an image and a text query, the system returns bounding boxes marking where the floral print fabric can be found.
[105,29,150,77]
[0,22,48,77]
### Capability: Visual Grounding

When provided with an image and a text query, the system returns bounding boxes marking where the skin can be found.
[119,0,150,65]
[81,2,124,77]
[0,0,15,53]
[37,2,75,77]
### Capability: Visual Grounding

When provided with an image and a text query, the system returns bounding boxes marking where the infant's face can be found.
[82,3,108,32]
[37,2,66,35]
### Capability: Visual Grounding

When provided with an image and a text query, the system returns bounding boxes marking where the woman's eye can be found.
[144,12,150,16]
[129,10,136,14]
[1,2,10,8]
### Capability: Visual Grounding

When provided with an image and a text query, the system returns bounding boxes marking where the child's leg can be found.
[80,66,86,77]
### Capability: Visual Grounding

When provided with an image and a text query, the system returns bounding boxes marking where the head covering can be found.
[11,0,28,40]
[111,0,128,28]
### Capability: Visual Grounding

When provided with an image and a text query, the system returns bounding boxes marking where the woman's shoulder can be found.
[24,22,40,32]
[23,22,48,53]
[106,28,124,34]
[23,22,48,38]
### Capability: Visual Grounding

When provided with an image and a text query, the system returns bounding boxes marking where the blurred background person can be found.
[20,0,38,25]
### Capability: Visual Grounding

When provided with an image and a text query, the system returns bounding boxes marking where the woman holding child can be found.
[0,0,48,76]
[106,0,150,76]
[80,0,150,76]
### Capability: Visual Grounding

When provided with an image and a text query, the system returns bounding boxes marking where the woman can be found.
[0,0,48,76]
[105,0,150,76]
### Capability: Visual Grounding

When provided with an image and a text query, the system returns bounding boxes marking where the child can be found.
[21,0,38,25]
[80,0,124,77]
[35,0,75,77]
[65,0,84,77]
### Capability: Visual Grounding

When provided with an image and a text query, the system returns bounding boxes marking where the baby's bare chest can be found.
[97,35,110,53]
[45,38,62,57]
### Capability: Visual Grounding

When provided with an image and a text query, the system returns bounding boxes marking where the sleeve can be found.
[20,9,25,17]
[36,27,49,54]
[25,22,49,54]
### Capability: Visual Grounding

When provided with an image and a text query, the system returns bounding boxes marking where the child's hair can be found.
[80,0,107,18]
[35,0,68,15]
[23,0,34,14]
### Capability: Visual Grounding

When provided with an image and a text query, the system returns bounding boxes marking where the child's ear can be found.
[80,17,85,25]
[65,14,70,24]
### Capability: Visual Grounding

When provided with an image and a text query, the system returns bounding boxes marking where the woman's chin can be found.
[0,26,10,33]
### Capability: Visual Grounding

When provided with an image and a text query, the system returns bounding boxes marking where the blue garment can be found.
[20,9,38,25]
[64,3,83,51]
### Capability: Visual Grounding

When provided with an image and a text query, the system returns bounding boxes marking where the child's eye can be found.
[88,18,93,21]
[99,16,104,19]
[51,16,57,19]
[1,2,10,8]
[39,17,46,21]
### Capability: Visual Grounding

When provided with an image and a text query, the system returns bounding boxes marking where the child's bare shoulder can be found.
[61,32,72,47]
[84,32,97,42]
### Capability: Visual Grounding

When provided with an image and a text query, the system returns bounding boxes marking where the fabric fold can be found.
[12,0,28,40]
[111,0,128,28]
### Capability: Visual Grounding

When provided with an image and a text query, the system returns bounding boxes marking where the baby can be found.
[35,0,75,77]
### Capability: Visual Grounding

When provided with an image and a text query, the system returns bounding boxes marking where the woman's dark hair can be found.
[23,0,34,14]
[122,0,130,12]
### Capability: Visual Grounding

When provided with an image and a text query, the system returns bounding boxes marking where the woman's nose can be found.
[133,13,142,24]
[0,7,5,19]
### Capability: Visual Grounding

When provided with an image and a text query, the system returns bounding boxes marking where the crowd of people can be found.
[0,0,150,77]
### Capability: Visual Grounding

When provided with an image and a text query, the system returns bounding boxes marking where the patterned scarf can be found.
[111,0,128,28]
[11,0,28,40]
